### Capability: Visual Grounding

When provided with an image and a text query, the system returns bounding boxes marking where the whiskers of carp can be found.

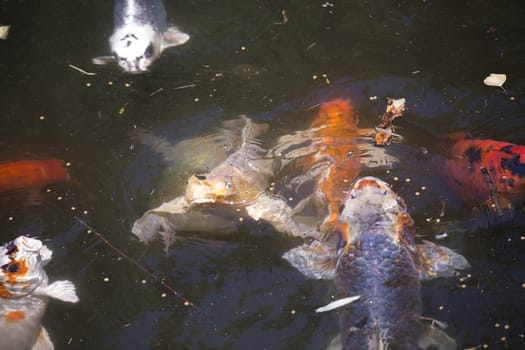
[74,217,199,310]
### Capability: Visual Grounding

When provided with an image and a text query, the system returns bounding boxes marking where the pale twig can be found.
[68,64,96,76]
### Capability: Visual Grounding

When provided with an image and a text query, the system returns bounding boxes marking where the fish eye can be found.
[144,44,154,58]
[1,262,18,273]
[194,174,207,180]
[225,181,232,189]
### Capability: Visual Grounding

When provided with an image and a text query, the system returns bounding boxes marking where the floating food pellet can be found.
[184,301,190,306]
[46,188,52,192]
[369,96,378,101]
[57,196,63,201]
[194,97,200,102]
[421,186,426,191]
[86,82,91,87]
[438,305,444,310]
[459,284,467,288]
[103,277,109,282]
[66,162,72,167]
[288,197,293,201]
[495,323,500,328]
[39,115,45,120]
[415,192,420,196]
[83,210,88,214]
[435,218,441,223]
[124,83,131,87]
[405,178,411,182]
[71,206,76,211]
[386,170,390,174]
[504,324,510,330]
[141,280,146,284]
[161,293,167,298]
[240,46,246,51]
[87,230,92,234]
[312,74,318,80]
[290,310,296,315]
[8,217,13,221]
[238,217,244,222]
[108,81,113,85]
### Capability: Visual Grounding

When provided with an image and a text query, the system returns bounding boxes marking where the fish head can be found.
[317,99,358,126]
[109,25,162,73]
[341,177,410,242]
[0,236,50,299]
[185,172,237,205]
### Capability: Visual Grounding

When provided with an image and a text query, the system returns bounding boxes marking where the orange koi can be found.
[444,137,525,213]
[294,99,362,239]
[0,159,70,194]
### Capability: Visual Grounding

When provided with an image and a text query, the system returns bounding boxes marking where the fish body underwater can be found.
[0,236,79,350]
[93,0,190,73]
[443,136,525,211]
[0,159,70,194]
[284,177,469,349]
[271,98,401,238]
[132,116,319,247]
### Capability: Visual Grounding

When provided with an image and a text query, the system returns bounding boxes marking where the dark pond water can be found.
[1,0,525,349]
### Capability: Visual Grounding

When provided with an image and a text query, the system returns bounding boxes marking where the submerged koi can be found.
[271,99,374,241]
[0,235,78,350]
[132,116,319,247]
[284,177,469,349]
[444,137,525,213]
[0,159,70,194]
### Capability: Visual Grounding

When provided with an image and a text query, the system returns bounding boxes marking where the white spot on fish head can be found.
[342,177,405,227]
[110,25,161,73]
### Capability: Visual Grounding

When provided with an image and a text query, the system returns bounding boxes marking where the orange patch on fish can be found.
[298,99,361,234]
[0,283,12,298]
[0,159,70,194]
[5,310,26,323]
[4,259,29,283]
[445,139,525,204]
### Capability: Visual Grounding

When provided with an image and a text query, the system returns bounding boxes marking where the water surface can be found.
[1,1,525,349]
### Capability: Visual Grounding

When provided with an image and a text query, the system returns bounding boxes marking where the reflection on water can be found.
[1,0,525,349]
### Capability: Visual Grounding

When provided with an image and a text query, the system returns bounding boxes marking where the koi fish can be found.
[270,99,400,242]
[0,235,79,350]
[92,0,190,73]
[284,177,469,349]
[0,159,70,195]
[443,135,525,215]
[132,116,319,247]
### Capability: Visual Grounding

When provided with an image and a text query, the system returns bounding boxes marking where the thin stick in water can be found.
[74,216,199,309]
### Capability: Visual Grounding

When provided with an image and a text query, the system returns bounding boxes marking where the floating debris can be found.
[316,295,361,313]
[0,25,10,40]
[483,73,507,92]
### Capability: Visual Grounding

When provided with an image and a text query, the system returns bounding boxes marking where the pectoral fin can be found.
[415,240,470,281]
[282,240,337,280]
[31,326,54,350]
[92,55,116,65]
[35,280,79,303]
[162,26,190,49]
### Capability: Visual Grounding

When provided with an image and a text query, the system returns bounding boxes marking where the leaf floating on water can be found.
[0,25,10,40]
[315,295,361,313]
[483,73,507,88]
